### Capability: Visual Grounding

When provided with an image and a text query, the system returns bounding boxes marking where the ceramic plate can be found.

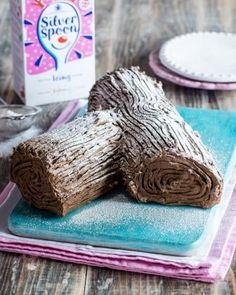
[149,49,236,90]
[159,32,236,83]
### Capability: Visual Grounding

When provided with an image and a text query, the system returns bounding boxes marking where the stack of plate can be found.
[149,32,236,90]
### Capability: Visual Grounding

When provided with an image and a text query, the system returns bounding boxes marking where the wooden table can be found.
[1,0,236,294]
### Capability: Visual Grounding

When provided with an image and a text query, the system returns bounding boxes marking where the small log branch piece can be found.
[11,111,122,216]
[88,67,223,208]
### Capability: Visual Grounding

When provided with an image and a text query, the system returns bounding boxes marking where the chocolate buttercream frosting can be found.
[11,67,223,216]
[11,111,122,216]
[88,67,223,208]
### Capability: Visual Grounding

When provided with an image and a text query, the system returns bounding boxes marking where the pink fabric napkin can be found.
[0,100,236,283]
[0,185,235,282]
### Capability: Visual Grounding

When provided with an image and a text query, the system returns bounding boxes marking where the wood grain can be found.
[1,0,236,294]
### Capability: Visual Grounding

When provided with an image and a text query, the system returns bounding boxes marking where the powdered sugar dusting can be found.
[12,187,210,248]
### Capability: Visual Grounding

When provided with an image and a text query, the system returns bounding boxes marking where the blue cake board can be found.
[8,107,236,256]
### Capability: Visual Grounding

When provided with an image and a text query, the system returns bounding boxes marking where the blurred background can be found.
[1,0,235,109]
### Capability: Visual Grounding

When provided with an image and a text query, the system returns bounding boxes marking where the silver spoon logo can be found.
[37,1,80,70]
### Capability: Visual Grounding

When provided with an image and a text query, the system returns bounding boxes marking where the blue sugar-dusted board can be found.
[8,107,236,256]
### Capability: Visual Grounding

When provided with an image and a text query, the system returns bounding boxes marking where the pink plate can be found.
[149,49,236,90]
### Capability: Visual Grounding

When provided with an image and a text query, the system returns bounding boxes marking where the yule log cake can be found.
[11,67,223,216]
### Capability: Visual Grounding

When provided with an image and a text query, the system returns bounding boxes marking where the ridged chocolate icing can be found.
[11,111,122,216]
[88,67,223,208]
[11,67,223,216]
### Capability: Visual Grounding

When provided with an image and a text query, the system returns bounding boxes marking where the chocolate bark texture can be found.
[88,67,223,208]
[11,111,122,216]
[11,67,223,216]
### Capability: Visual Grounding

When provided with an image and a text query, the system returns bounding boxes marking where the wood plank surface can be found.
[1,0,236,294]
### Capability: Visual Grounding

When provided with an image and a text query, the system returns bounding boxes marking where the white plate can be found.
[159,32,236,83]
